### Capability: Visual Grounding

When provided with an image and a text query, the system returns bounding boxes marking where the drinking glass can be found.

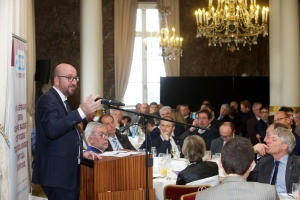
[292,183,298,199]
[170,146,177,159]
[215,153,221,159]
[204,151,212,160]
[151,147,157,157]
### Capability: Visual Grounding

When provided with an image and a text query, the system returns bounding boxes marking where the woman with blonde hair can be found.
[176,135,218,185]
[171,109,187,130]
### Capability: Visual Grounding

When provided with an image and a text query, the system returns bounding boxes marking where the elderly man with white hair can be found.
[85,122,109,153]
[248,126,300,193]
[217,104,231,122]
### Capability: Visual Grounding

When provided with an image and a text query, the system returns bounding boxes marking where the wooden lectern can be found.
[80,153,155,200]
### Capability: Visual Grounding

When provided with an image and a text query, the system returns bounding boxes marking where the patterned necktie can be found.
[112,137,120,150]
[64,100,72,114]
[271,161,280,185]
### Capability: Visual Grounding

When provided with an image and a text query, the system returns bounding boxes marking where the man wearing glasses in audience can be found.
[85,122,109,153]
[210,122,237,155]
[180,109,219,150]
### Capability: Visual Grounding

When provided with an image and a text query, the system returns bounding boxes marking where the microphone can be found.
[120,123,139,133]
[94,97,125,106]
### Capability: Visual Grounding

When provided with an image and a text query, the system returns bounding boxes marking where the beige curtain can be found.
[114,0,138,101]
[157,0,180,76]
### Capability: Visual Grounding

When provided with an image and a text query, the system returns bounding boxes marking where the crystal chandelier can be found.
[195,0,269,51]
[158,7,183,62]
[158,27,183,61]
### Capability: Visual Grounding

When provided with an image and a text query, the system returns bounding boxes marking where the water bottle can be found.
[132,125,136,138]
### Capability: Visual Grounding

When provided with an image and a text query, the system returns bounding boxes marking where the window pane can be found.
[146,9,159,32]
[147,60,165,82]
[146,37,163,60]
[136,9,142,31]
[147,83,160,103]
[133,37,142,59]
[128,60,143,82]
[124,83,143,105]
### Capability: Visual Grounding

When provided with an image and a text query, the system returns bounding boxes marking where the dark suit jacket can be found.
[139,127,160,149]
[210,117,222,130]
[176,161,218,185]
[240,111,254,137]
[151,136,183,155]
[180,126,220,150]
[106,130,136,151]
[248,154,300,193]
[86,146,102,153]
[256,119,268,140]
[210,134,241,155]
[185,116,194,125]
[32,87,83,190]
[246,116,259,145]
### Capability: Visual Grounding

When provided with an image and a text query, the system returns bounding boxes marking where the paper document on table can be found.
[101,151,143,157]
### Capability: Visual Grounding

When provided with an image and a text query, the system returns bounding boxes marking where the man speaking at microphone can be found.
[33,63,102,200]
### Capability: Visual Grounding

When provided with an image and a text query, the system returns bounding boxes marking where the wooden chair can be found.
[164,184,211,200]
[180,192,198,200]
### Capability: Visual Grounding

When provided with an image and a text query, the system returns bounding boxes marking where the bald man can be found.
[33,63,102,200]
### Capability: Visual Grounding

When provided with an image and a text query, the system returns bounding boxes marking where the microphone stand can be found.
[108,106,209,200]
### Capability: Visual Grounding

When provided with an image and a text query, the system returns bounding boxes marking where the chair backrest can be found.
[164,184,211,200]
[180,192,198,200]
[186,175,219,186]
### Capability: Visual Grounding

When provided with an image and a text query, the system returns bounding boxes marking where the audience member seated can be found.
[140,103,149,114]
[149,102,160,125]
[160,106,185,138]
[230,100,239,112]
[99,114,136,151]
[176,135,218,185]
[210,122,238,155]
[295,108,300,126]
[217,104,231,122]
[255,105,270,142]
[240,100,254,137]
[228,106,242,134]
[151,117,182,157]
[85,122,109,153]
[246,102,262,145]
[274,111,300,156]
[180,109,219,150]
[120,116,132,135]
[180,104,194,125]
[196,137,279,200]
[248,126,300,193]
[110,109,123,129]
[202,104,222,130]
[171,109,187,131]
[139,118,160,150]
[279,106,296,130]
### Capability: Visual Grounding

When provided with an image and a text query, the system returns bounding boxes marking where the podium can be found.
[79,153,155,200]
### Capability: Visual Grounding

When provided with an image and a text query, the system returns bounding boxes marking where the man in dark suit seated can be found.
[256,105,270,142]
[152,117,183,157]
[139,118,160,150]
[210,122,237,155]
[202,104,222,130]
[99,114,136,151]
[246,102,262,145]
[248,126,300,193]
[180,104,194,125]
[240,100,254,137]
[85,122,109,153]
[196,137,279,200]
[180,109,219,150]
[216,103,231,122]
[159,106,185,137]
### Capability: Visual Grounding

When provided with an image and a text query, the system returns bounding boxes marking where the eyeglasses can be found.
[91,133,109,138]
[274,117,288,123]
[195,117,208,120]
[57,76,79,82]
[221,135,232,139]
